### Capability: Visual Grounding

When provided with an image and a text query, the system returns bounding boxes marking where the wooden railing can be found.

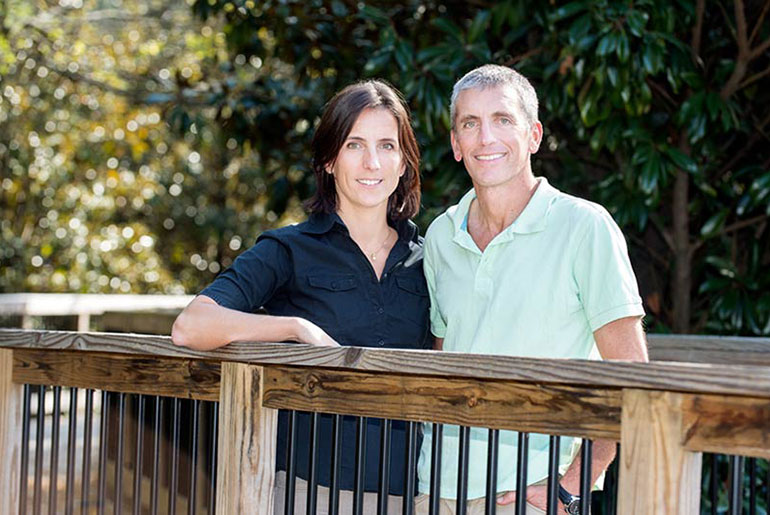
[1,329,770,513]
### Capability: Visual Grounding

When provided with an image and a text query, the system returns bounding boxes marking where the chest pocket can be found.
[394,275,430,329]
[306,274,363,326]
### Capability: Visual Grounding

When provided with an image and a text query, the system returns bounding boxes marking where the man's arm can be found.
[171,295,338,350]
[546,316,648,502]
[499,315,647,509]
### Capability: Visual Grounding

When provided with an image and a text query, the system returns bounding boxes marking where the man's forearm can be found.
[558,438,616,496]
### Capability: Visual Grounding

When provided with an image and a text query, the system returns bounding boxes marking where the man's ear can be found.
[450,130,463,162]
[529,121,543,154]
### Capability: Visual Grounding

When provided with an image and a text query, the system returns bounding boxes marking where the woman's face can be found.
[329,107,405,216]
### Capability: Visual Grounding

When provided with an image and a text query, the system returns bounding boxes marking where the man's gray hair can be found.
[450,64,539,129]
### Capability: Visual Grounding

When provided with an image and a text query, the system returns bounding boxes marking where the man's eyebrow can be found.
[457,114,479,123]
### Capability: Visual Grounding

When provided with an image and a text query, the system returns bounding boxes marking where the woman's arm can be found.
[171,295,339,350]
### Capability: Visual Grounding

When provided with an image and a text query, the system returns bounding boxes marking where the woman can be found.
[172,80,430,513]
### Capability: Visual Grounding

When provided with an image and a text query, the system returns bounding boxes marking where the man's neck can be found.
[470,171,539,238]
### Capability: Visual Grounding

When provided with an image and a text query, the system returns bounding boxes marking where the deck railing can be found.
[1,329,770,514]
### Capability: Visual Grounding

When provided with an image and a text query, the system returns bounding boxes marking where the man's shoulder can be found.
[548,188,619,232]
[425,205,459,243]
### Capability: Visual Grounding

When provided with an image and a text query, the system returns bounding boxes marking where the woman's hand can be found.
[292,318,340,347]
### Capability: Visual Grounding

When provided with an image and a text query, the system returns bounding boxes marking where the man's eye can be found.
[499,117,512,125]
[462,120,476,129]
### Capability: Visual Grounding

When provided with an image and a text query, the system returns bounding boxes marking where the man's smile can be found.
[475,153,506,161]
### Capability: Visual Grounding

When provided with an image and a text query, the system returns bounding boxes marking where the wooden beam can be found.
[648,334,770,366]
[0,350,22,515]
[618,389,702,514]
[12,349,220,401]
[5,329,770,398]
[263,366,622,440]
[681,394,770,458]
[217,363,277,514]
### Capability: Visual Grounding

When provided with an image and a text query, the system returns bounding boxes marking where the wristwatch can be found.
[558,484,581,514]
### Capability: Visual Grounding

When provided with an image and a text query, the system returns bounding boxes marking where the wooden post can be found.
[216,362,277,514]
[0,349,23,515]
[618,389,702,514]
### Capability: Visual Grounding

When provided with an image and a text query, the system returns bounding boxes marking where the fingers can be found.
[496,491,516,505]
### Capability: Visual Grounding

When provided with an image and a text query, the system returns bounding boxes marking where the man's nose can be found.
[479,121,496,145]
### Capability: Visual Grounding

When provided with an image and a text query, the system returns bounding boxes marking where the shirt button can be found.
[377,339,385,346]
[377,307,384,314]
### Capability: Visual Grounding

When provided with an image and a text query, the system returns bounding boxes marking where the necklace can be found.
[366,230,393,262]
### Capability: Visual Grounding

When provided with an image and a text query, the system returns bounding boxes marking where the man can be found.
[415,64,648,514]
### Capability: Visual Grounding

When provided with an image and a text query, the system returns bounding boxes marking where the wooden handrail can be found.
[2,329,770,513]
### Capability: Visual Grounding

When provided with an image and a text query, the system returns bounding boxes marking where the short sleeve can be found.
[199,235,291,313]
[423,229,447,339]
[572,208,645,331]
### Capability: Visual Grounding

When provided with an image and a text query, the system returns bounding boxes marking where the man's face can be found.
[450,85,542,190]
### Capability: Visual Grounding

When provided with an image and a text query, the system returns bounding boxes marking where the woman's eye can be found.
[346,141,361,149]
[381,142,395,150]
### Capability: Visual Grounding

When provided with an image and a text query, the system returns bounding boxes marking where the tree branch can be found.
[692,0,706,59]
[750,36,770,59]
[740,62,770,89]
[691,214,770,253]
[749,0,770,45]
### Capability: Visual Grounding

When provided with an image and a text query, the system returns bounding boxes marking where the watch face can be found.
[566,499,581,514]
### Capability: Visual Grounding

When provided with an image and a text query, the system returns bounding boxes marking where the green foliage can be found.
[1,0,769,336]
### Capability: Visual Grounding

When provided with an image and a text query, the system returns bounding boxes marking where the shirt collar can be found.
[448,177,559,239]
[299,211,419,243]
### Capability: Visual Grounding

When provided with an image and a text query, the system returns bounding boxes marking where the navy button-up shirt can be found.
[200,212,431,495]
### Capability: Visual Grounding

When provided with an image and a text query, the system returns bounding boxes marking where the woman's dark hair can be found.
[306,80,421,221]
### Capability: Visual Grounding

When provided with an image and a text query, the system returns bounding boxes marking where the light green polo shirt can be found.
[417,177,644,500]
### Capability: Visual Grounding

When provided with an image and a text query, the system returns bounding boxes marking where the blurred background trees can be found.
[1,0,769,336]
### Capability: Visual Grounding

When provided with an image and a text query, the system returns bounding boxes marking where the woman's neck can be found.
[336,205,392,247]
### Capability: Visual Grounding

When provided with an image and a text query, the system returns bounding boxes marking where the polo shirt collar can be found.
[448,177,558,246]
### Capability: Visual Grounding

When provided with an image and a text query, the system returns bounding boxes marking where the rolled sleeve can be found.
[199,235,291,313]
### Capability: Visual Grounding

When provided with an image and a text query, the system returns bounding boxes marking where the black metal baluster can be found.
[306,412,320,515]
[65,387,78,515]
[429,424,443,515]
[188,399,199,515]
[710,454,718,515]
[329,414,342,515]
[115,393,126,514]
[748,457,756,514]
[604,443,619,515]
[579,439,592,514]
[378,419,393,515]
[150,397,161,515]
[284,410,297,515]
[208,401,218,515]
[97,391,109,515]
[49,386,62,515]
[169,398,181,514]
[455,425,470,515]
[353,416,368,515]
[33,385,45,515]
[133,394,145,515]
[81,389,94,515]
[728,455,743,514]
[403,422,418,515]
[515,432,529,515]
[545,435,560,515]
[485,429,499,515]
[19,384,31,515]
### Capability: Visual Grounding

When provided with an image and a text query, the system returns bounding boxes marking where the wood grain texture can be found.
[619,390,702,515]
[681,394,770,458]
[0,350,22,515]
[4,329,770,397]
[648,334,770,366]
[263,366,622,439]
[217,363,277,515]
[12,349,220,400]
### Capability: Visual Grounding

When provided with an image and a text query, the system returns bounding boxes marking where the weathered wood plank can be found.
[4,329,770,398]
[681,394,770,458]
[648,334,770,366]
[12,349,220,401]
[263,366,622,440]
[618,390,702,514]
[0,349,22,515]
[217,363,277,515]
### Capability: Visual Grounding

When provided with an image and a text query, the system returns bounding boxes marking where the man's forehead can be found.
[454,85,521,117]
